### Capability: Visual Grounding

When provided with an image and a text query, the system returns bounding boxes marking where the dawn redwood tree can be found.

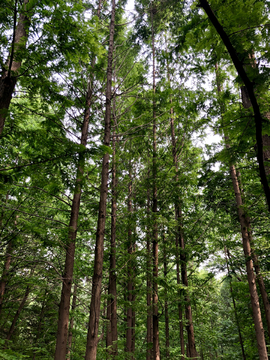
[215,63,268,360]
[199,0,270,214]
[150,5,160,359]
[85,0,116,358]
[106,92,118,358]
[54,2,102,357]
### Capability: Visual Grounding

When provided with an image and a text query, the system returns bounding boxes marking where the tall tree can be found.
[85,0,116,357]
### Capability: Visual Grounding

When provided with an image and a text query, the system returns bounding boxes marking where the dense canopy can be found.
[0,0,270,359]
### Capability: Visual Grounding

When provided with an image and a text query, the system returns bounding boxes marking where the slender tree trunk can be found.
[66,284,77,359]
[163,232,170,359]
[106,117,118,358]
[146,176,153,360]
[215,64,268,360]
[199,0,270,213]
[0,240,13,317]
[151,7,160,360]
[0,0,30,135]
[168,67,197,360]
[6,285,30,341]
[54,77,92,360]
[240,76,270,342]
[85,0,115,358]
[55,3,102,358]
[126,159,134,359]
[229,164,268,359]
[33,290,47,360]
[225,248,246,360]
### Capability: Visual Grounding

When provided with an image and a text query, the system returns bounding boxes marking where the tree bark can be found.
[215,63,268,359]
[85,0,115,358]
[0,0,30,135]
[151,7,160,360]
[225,248,246,360]
[126,159,135,359]
[54,3,102,358]
[0,240,13,317]
[54,77,92,360]
[106,121,118,358]
[168,70,197,360]
[146,176,153,360]
[66,283,77,359]
[229,164,267,359]
[6,285,30,341]
[199,0,270,213]
[33,290,47,360]
[163,232,170,359]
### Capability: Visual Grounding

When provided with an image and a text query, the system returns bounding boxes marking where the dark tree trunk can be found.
[126,159,134,359]
[229,164,267,359]
[33,290,47,360]
[163,232,170,359]
[55,3,102,358]
[199,0,270,213]
[66,283,77,359]
[0,0,30,135]
[6,285,30,341]
[215,63,268,359]
[146,178,153,360]
[106,123,118,358]
[0,240,13,317]
[54,79,92,360]
[85,0,115,358]
[225,248,246,360]
[151,7,160,360]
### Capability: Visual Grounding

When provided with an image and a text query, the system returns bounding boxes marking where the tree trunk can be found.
[151,7,160,360]
[33,290,47,360]
[146,177,153,360]
[85,0,115,358]
[54,79,91,360]
[6,285,30,341]
[0,0,30,135]
[0,240,13,317]
[54,2,102,358]
[199,0,270,213]
[169,79,197,360]
[225,248,246,360]
[229,164,267,359]
[66,283,77,360]
[126,159,134,359]
[163,232,170,359]
[215,63,268,360]
[106,123,118,358]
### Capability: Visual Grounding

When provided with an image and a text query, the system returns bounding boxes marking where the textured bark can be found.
[55,3,102,358]
[126,160,135,358]
[229,164,267,359]
[6,285,30,341]
[151,8,160,360]
[54,82,91,360]
[163,233,170,359]
[146,181,153,360]
[33,291,47,360]
[0,240,13,317]
[169,83,196,360]
[66,284,77,359]
[0,0,30,135]
[225,249,246,360]
[85,0,115,358]
[106,126,118,358]
[199,0,270,213]
[215,63,268,360]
